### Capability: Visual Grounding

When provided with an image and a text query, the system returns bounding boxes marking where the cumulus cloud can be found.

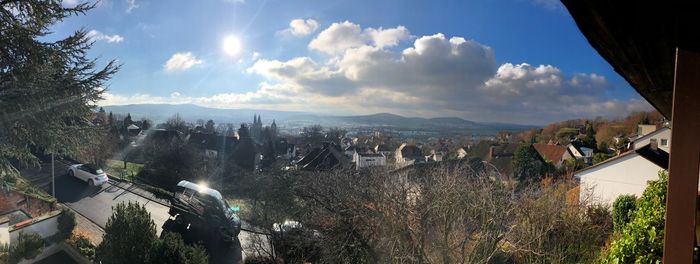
[308,21,410,54]
[126,0,138,13]
[163,52,203,72]
[279,19,319,37]
[111,21,652,124]
[87,30,124,43]
[247,21,652,124]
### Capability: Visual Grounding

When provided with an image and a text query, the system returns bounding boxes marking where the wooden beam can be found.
[663,48,700,263]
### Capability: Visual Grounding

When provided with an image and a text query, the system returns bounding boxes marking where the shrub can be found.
[599,171,678,263]
[509,184,610,263]
[149,232,208,264]
[611,194,636,233]
[8,232,44,264]
[68,229,96,260]
[56,208,76,241]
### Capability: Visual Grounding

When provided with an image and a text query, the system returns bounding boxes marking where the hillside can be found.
[101,104,535,135]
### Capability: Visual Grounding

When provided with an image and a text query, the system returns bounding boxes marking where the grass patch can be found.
[226,197,253,220]
[104,159,144,180]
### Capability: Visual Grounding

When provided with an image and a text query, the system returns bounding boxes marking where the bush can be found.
[611,194,636,233]
[149,232,208,264]
[68,229,96,260]
[599,171,679,263]
[56,208,76,241]
[509,183,611,263]
[8,232,44,264]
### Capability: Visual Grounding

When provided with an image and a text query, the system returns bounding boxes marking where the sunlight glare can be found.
[222,35,242,56]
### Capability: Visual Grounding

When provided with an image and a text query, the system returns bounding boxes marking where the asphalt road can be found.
[50,160,252,264]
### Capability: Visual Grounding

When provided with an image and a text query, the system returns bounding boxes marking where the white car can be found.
[68,164,109,186]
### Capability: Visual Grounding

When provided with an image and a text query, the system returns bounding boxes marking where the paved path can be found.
[45,160,266,263]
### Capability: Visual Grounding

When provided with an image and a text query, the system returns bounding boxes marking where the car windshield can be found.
[4,1,679,263]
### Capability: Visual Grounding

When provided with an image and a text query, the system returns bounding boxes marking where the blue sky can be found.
[54,0,651,125]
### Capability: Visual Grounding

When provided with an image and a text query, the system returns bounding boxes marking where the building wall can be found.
[638,124,658,137]
[0,191,54,218]
[9,212,60,244]
[356,156,386,168]
[633,128,671,152]
[578,154,664,205]
[0,221,9,246]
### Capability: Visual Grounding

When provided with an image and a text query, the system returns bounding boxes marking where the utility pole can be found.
[51,153,55,197]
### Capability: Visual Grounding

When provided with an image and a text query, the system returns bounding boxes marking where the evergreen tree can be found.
[512,144,551,183]
[583,122,597,149]
[123,113,133,127]
[96,202,157,264]
[0,1,118,179]
[108,111,114,127]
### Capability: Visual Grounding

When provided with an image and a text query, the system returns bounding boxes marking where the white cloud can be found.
[247,22,652,124]
[223,0,245,4]
[62,0,79,7]
[308,21,410,54]
[163,52,204,72]
[87,30,124,43]
[170,92,181,98]
[279,19,319,37]
[126,0,139,13]
[252,52,260,60]
[108,21,652,124]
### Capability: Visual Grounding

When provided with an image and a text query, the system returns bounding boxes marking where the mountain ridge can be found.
[101,104,536,134]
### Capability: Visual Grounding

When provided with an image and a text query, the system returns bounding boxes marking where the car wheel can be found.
[68,170,74,177]
[88,179,94,186]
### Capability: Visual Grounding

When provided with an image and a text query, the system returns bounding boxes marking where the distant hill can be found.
[101,104,536,135]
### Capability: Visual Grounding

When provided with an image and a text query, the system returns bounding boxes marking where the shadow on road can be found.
[161,219,243,264]
[54,172,105,203]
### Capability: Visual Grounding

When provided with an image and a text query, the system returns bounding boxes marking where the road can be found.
[47,160,263,264]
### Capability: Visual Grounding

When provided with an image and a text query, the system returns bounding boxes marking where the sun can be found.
[222,35,242,56]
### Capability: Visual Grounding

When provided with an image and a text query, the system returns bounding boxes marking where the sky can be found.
[53,0,652,125]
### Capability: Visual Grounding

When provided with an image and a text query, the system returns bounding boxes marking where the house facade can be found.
[631,126,671,152]
[354,152,386,169]
[576,144,669,205]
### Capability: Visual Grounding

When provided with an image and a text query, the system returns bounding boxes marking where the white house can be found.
[568,142,594,164]
[354,152,386,169]
[576,144,668,205]
[631,126,671,152]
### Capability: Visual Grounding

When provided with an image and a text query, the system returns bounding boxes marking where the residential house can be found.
[567,141,594,164]
[637,124,660,138]
[455,147,468,159]
[576,143,669,205]
[127,124,141,136]
[465,141,519,179]
[533,142,574,168]
[631,126,671,152]
[354,152,386,169]
[297,142,353,171]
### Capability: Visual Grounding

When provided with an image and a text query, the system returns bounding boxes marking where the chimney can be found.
[650,138,658,151]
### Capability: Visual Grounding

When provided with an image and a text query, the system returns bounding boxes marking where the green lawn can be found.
[104,159,144,180]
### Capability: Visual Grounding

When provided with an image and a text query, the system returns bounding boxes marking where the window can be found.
[661,139,668,146]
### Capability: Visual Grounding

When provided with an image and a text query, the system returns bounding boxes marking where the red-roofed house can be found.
[532,143,573,168]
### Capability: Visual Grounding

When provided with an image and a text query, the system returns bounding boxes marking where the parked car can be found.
[167,180,241,243]
[68,164,109,186]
